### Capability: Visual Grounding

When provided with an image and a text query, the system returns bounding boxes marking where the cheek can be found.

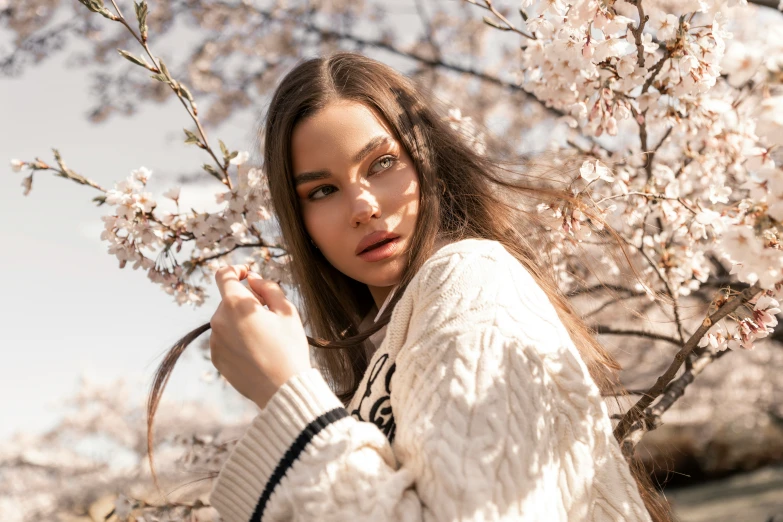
[302,208,327,241]
[391,168,420,220]
[302,205,347,267]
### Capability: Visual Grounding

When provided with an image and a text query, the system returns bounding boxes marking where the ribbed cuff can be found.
[209,368,348,522]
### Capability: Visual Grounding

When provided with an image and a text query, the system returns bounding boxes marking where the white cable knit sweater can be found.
[209,238,652,522]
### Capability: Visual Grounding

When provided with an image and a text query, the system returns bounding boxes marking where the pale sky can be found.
[0,45,263,440]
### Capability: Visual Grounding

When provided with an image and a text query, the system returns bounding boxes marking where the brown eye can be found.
[308,185,337,200]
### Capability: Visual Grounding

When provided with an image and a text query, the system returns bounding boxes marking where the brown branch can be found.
[613,283,763,443]
[641,52,669,94]
[641,125,674,181]
[650,347,731,418]
[626,0,650,67]
[567,283,644,298]
[619,346,732,456]
[670,283,687,344]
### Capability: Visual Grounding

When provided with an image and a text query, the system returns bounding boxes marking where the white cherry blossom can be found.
[10,159,24,172]
[229,150,250,166]
[579,160,614,183]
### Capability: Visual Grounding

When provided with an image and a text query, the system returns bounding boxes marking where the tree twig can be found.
[626,0,649,67]
[107,0,233,189]
[467,0,536,40]
[592,325,683,347]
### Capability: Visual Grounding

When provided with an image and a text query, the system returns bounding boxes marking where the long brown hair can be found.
[147,52,671,520]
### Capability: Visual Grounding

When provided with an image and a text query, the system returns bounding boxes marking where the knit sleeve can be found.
[209,242,651,522]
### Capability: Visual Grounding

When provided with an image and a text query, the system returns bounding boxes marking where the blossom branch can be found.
[104,0,233,189]
[185,242,284,270]
[11,151,108,198]
[467,0,536,40]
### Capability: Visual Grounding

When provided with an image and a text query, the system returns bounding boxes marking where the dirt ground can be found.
[666,464,783,522]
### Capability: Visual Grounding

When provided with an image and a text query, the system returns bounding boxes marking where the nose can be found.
[349,187,381,227]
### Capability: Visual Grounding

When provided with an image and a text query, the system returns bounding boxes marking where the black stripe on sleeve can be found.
[250,407,350,522]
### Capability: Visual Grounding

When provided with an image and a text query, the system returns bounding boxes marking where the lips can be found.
[355,230,401,255]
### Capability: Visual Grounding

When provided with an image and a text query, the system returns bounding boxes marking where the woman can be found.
[149,52,671,521]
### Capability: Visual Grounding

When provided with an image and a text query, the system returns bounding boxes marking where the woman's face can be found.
[291,100,420,307]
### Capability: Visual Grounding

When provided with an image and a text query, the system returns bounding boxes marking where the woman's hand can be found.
[209,265,312,410]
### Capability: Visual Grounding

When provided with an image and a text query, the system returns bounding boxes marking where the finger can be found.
[247,273,294,314]
[214,265,249,299]
[209,308,220,360]
[244,277,267,307]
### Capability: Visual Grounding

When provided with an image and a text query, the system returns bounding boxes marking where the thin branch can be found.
[567,283,641,298]
[641,52,669,94]
[22,155,108,193]
[186,242,277,267]
[594,191,698,215]
[670,284,687,344]
[640,125,674,181]
[467,0,536,40]
[591,325,682,347]
[626,0,650,68]
[107,0,233,189]
[583,291,650,319]
[620,231,677,310]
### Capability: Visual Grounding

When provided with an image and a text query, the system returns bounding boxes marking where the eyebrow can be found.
[293,135,392,188]
[353,135,391,164]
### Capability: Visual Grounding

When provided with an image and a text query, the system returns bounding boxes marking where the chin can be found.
[353,264,405,288]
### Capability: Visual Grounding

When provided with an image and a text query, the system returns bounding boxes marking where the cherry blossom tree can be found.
[5,0,783,519]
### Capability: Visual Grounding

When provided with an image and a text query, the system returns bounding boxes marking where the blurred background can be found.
[2,1,783,521]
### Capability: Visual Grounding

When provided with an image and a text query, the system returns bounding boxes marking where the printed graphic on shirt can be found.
[350,353,396,443]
